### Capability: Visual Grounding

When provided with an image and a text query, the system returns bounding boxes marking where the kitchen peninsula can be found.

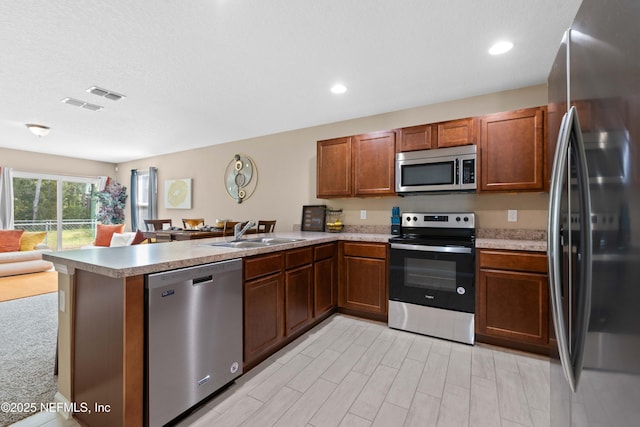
[44,231,390,427]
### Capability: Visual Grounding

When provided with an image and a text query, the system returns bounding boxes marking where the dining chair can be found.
[223,221,240,236]
[144,219,172,231]
[257,220,276,233]
[182,218,205,230]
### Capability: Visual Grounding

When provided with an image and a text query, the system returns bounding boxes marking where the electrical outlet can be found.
[508,210,518,222]
[360,210,367,220]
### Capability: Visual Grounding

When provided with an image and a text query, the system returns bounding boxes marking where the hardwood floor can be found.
[17,314,550,427]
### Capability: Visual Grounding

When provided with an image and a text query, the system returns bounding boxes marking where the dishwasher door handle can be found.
[192,275,213,286]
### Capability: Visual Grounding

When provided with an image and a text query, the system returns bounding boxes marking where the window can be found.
[12,172,100,250]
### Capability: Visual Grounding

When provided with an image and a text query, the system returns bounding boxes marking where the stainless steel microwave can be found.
[395,145,477,193]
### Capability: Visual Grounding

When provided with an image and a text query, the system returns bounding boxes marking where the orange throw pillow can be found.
[94,224,125,247]
[0,230,24,252]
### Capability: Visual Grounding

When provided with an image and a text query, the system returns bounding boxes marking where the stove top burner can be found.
[390,212,476,246]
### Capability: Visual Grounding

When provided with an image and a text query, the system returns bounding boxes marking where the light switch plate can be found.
[508,210,518,222]
[360,210,367,220]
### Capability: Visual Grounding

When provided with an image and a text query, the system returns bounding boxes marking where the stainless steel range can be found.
[388,212,476,344]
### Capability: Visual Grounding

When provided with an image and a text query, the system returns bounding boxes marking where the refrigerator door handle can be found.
[548,108,576,391]
[548,106,592,392]
[569,106,593,390]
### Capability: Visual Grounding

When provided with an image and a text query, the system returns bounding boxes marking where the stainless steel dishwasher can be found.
[146,258,243,427]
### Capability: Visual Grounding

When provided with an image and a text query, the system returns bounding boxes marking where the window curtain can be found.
[0,166,14,229]
[130,169,139,231]
[130,167,158,231]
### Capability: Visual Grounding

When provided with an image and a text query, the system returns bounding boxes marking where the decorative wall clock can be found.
[225,154,257,203]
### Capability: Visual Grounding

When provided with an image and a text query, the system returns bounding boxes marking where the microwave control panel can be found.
[461,159,475,184]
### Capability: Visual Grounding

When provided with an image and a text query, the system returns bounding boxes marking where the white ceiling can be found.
[0,0,582,164]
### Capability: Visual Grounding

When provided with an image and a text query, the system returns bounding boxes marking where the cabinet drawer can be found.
[245,253,284,280]
[286,247,313,269]
[314,243,336,261]
[343,242,387,259]
[479,250,547,273]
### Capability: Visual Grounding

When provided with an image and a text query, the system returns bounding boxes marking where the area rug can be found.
[0,292,58,426]
[0,271,58,303]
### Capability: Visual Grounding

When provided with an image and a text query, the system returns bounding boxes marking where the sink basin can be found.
[202,237,305,249]
[244,237,306,244]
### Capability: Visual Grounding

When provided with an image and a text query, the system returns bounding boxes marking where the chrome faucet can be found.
[234,220,256,240]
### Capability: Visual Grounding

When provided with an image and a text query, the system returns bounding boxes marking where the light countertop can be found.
[475,238,547,252]
[43,232,392,278]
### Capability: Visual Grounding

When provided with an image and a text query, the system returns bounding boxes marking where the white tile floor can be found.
[15,314,550,427]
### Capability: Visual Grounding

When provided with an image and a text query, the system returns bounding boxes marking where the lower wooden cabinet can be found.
[476,249,549,354]
[314,243,337,317]
[243,253,284,366]
[284,247,314,336]
[339,242,388,318]
[243,244,338,368]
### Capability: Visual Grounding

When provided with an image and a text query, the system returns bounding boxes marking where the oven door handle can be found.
[390,243,472,254]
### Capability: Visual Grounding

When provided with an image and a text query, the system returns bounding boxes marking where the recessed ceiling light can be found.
[488,41,514,55]
[330,84,347,94]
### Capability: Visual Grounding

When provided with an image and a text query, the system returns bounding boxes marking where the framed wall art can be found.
[164,178,192,209]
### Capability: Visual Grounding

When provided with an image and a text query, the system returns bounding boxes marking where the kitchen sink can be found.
[202,237,305,249]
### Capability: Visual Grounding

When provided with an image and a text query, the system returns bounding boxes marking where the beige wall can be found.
[0,147,115,178]
[117,84,549,232]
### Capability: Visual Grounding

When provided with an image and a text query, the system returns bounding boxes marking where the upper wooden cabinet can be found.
[352,131,396,196]
[437,117,476,148]
[317,130,396,198]
[398,117,475,152]
[398,124,436,151]
[317,136,352,198]
[479,106,546,192]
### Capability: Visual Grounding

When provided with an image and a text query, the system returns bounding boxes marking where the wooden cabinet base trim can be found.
[475,333,550,356]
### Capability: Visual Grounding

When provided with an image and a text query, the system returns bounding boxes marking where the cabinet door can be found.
[479,107,545,192]
[352,131,396,196]
[398,124,436,152]
[285,264,313,336]
[314,255,336,317]
[340,256,387,315]
[244,273,284,365]
[437,117,475,148]
[317,137,352,198]
[476,269,549,347]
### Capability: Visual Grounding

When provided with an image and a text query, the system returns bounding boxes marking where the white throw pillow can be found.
[109,232,137,247]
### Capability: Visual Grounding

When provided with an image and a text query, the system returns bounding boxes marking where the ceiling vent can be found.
[87,86,126,101]
[61,97,104,111]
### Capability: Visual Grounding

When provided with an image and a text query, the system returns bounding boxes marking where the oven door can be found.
[389,243,475,313]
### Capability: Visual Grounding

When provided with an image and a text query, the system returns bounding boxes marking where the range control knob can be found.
[464,216,469,222]
[413,216,418,222]
[456,216,461,222]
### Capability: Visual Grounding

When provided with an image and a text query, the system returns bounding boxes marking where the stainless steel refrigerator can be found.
[547,0,640,425]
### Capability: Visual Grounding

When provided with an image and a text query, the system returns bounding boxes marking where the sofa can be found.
[0,244,53,277]
[0,230,54,277]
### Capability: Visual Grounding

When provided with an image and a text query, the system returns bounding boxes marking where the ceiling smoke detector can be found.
[61,97,104,111]
[87,86,126,101]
